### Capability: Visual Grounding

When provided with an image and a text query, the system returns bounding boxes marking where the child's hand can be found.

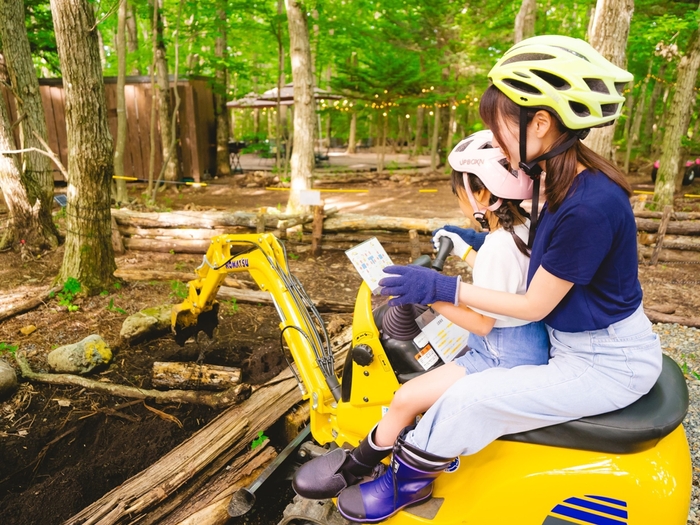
[432,230,472,260]
[379,265,460,307]
[432,226,487,251]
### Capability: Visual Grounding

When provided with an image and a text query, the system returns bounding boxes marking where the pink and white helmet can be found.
[447,130,533,200]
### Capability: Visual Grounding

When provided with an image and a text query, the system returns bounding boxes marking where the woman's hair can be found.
[479,85,631,212]
[451,169,531,257]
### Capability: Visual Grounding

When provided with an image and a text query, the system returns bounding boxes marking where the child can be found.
[292,130,549,505]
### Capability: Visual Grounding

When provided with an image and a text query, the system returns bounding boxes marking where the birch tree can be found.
[0,0,60,251]
[584,0,634,161]
[514,0,536,44]
[50,0,116,292]
[285,0,316,214]
[114,0,129,204]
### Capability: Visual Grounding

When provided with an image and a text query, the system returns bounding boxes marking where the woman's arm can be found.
[431,302,496,337]
[456,265,574,322]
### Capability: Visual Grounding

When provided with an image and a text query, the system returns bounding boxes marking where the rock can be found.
[120,304,172,345]
[48,334,112,374]
[0,359,18,399]
[20,325,37,336]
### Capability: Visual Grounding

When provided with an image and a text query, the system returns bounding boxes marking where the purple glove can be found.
[379,265,460,307]
[432,225,488,251]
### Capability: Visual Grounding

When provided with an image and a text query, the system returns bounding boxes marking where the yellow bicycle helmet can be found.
[488,35,633,130]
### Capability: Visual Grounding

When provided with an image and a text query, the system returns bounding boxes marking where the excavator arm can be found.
[171,233,342,405]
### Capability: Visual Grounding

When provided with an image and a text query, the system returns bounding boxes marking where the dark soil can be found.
[0,168,699,525]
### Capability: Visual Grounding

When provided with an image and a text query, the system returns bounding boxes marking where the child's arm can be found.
[431,301,496,337]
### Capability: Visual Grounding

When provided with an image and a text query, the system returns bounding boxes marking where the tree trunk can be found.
[643,62,667,151]
[125,0,140,74]
[0,0,60,250]
[114,0,129,204]
[285,0,316,214]
[275,0,285,172]
[624,62,651,171]
[346,111,357,153]
[49,0,116,293]
[412,106,424,157]
[583,0,634,160]
[214,3,230,177]
[153,0,178,182]
[430,103,440,171]
[654,12,700,207]
[514,0,536,43]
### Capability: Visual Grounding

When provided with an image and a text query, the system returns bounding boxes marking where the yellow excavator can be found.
[172,232,691,525]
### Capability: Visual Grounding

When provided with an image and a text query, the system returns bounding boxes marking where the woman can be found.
[336,35,662,524]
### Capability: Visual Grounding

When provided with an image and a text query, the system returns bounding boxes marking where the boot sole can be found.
[336,489,433,524]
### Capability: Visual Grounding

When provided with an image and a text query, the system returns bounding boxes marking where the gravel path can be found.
[654,323,700,525]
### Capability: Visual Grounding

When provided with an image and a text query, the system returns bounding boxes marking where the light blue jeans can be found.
[407,305,662,457]
[455,321,549,373]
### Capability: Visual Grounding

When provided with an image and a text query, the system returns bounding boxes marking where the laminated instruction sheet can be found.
[413,308,470,368]
[345,237,394,294]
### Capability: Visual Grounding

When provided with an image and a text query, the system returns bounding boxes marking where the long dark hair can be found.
[479,85,631,212]
[451,169,531,257]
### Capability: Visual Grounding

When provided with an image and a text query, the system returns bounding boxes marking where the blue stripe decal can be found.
[586,495,627,508]
[552,505,626,525]
[564,497,628,519]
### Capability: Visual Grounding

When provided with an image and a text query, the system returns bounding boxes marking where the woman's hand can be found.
[379,265,460,307]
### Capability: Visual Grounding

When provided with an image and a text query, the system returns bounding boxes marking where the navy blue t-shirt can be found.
[527,170,642,332]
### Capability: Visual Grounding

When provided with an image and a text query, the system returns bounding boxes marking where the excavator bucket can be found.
[172,301,220,346]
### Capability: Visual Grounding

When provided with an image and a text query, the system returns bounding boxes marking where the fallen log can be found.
[321,214,470,233]
[117,225,244,240]
[112,208,313,229]
[140,440,277,525]
[636,218,700,235]
[634,210,700,220]
[638,246,700,263]
[216,286,354,313]
[63,326,352,525]
[644,303,677,315]
[15,354,251,409]
[113,269,252,289]
[644,309,700,328]
[152,362,241,391]
[0,285,61,323]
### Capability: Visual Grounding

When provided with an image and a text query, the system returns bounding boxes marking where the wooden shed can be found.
[1,75,216,182]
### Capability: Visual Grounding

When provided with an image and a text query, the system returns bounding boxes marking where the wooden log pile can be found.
[110,207,472,257]
[635,207,700,264]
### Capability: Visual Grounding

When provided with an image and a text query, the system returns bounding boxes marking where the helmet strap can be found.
[463,174,501,231]
[516,106,580,247]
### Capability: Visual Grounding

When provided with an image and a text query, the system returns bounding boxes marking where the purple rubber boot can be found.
[292,425,391,500]
[336,431,453,523]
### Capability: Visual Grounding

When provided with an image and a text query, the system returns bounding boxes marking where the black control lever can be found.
[431,236,453,272]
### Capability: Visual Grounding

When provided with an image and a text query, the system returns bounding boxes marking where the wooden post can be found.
[256,210,266,233]
[650,205,673,265]
[111,215,125,254]
[311,204,324,257]
[408,229,421,261]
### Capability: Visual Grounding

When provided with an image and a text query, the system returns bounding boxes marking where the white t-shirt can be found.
[470,222,531,328]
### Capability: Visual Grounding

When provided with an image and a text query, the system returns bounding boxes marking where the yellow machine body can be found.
[172,233,692,525]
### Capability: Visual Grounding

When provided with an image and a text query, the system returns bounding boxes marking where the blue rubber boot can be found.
[336,432,453,523]
[292,425,391,500]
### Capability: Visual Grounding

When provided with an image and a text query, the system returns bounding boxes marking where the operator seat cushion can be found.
[500,354,689,454]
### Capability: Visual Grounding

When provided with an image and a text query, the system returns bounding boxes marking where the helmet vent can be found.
[552,46,590,62]
[601,103,619,116]
[569,101,591,117]
[502,53,555,65]
[614,82,627,95]
[502,78,542,95]
[454,139,473,152]
[531,70,570,90]
[584,78,609,94]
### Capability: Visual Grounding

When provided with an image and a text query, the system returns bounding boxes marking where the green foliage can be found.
[106,298,128,315]
[0,342,18,356]
[170,280,189,300]
[49,277,82,312]
[223,297,239,315]
[250,430,268,450]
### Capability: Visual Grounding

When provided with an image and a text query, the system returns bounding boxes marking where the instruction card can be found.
[414,308,470,364]
[345,237,394,294]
